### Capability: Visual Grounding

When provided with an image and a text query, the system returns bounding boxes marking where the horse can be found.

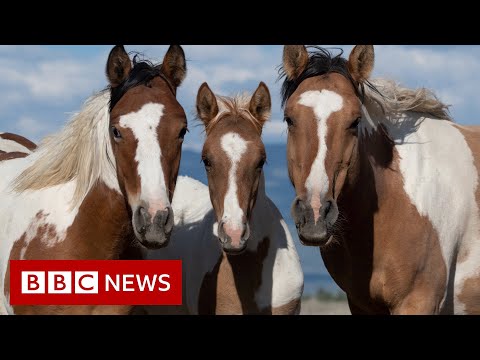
[279,44,480,315]
[0,44,188,315]
[143,82,304,315]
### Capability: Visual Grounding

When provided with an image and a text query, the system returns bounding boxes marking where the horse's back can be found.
[0,132,36,155]
[172,175,212,225]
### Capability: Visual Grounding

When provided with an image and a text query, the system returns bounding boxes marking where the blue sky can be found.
[1,45,479,150]
[2,45,479,293]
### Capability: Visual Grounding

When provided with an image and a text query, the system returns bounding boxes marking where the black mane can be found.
[109,54,165,111]
[279,46,361,108]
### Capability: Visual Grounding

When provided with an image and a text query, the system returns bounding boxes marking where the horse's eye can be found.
[349,117,361,131]
[202,157,211,171]
[257,158,266,170]
[284,117,294,127]
[179,127,188,140]
[111,126,122,140]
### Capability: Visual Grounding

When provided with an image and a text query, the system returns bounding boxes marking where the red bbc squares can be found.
[21,271,99,294]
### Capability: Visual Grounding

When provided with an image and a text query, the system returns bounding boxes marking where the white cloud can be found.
[0,55,106,103]
[2,45,480,148]
[14,116,50,142]
[25,60,104,99]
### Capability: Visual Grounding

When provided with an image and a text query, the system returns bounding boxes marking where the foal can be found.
[145,82,304,314]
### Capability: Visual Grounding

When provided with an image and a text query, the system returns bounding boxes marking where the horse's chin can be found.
[222,246,248,256]
[298,233,333,247]
[133,233,171,250]
[138,239,170,250]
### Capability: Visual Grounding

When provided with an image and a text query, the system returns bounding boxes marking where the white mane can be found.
[361,78,452,133]
[12,89,118,207]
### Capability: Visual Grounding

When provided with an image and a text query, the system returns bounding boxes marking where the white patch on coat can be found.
[383,115,480,313]
[0,155,82,314]
[219,132,248,229]
[119,103,169,213]
[254,206,304,310]
[298,90,343,219]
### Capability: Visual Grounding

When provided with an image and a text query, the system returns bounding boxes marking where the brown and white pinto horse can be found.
[144,82,303,315]
[280,44,480,314]
[0,44,188,315]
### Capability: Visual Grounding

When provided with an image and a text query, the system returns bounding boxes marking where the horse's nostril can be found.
[139,207,150,222]
[295,198,304,208]
[324,201,332,215]
[134,206,151,236]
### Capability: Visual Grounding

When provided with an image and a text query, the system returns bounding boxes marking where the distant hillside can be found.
[178,143,342,295]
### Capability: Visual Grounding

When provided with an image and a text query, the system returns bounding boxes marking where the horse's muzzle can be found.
[217,220,250,255]
[133,206,174,249]
[291,197,337,247]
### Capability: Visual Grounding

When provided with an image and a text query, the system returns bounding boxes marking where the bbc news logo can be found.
[9,260,181,305]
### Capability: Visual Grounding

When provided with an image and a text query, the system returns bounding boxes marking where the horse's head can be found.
[196,82,271,254]
[106,45,187,249]
[281,45,374,246]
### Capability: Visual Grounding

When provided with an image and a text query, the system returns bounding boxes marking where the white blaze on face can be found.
[220,132,248,233]
[298,90,343,222]
[119,102,168,217]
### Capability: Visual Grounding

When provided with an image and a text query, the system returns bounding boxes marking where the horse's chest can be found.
[198,239,271,315]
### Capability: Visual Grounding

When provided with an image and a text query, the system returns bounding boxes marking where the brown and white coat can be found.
[281,44,480,314]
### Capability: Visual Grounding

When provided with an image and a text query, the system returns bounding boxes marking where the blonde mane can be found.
[365,78,452,121]
[12,89,118,206]
[204,93,263,134]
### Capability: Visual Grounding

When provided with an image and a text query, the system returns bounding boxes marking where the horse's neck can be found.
[67,181,131,259]
[338,109,403,240]
[247,172,271,250]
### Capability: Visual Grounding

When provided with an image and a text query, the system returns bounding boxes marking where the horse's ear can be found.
[106,45,132,88]
[283,45,309,80]
[196,82,218,126]
[160,45,187,89]
[347,45,375,83]
[249,82,271,127]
